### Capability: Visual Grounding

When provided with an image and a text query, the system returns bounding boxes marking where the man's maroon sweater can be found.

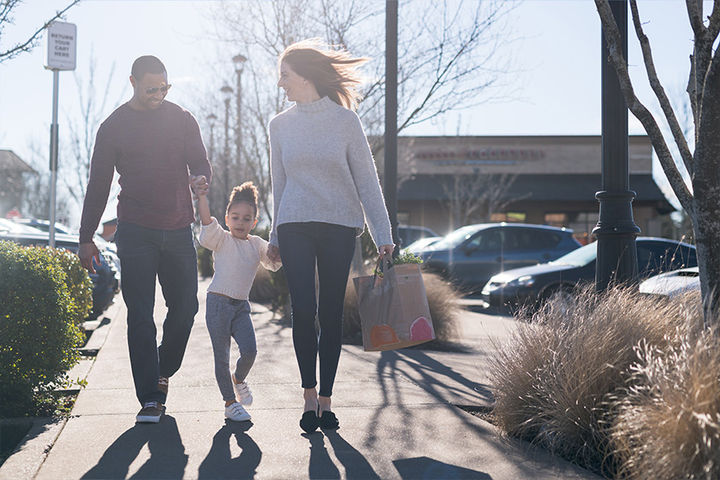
[79,101,212,243]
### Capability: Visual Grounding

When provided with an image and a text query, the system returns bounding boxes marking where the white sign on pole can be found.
[46,22,77,71]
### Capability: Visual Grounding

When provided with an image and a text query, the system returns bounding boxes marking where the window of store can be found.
[490,212,526,223]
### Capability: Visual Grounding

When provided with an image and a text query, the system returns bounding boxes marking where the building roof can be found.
[0,150,35,173]
[398,173,675,213]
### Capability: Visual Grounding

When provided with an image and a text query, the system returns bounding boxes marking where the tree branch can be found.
[595,0,694,216]
[0,1,80,63]
[629,0,693,177]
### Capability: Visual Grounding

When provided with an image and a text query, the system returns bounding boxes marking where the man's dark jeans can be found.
[115,222,198,405]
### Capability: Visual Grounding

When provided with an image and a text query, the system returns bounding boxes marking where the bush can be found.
[490,285,693,474]
[197,245,214,278]
[0,241,91,417]
[610,314,720,480]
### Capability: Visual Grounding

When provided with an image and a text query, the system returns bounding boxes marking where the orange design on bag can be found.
[370,324,399,348]
[410,317,434,341]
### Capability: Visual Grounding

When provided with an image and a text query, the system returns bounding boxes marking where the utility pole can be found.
[221,85,233,208]
[233,54,247,180]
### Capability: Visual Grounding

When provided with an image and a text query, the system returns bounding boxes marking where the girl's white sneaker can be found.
[233,379,253,406]
[224,402,251,422]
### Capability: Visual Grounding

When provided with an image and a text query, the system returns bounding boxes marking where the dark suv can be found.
[414,223,581,294]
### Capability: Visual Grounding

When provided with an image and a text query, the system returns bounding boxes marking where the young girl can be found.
[192,176,281,422]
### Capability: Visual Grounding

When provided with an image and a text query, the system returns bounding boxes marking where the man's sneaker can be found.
[225,402,251,422]
[158,376,169,395]
[136,401,164,423]
[232,377,253,406]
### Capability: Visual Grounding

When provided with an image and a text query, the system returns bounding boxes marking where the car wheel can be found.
[538,284,575,314]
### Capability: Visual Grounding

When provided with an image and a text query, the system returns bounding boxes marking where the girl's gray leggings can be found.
[205,293,257,402]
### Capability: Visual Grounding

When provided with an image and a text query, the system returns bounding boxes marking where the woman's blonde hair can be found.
[280,38,368,111]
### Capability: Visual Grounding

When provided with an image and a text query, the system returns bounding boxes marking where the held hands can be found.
[190,175,209,196]
[79,242,101,274]
[267,244,281,263]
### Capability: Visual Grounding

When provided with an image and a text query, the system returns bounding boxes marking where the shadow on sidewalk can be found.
[81,414,187,479]
[306,430,380,479]
[393,456,491,479]
[361,349,493,449]
[197,420,261,479]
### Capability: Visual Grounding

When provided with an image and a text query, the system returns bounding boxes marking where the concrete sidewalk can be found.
[1,277,599,479]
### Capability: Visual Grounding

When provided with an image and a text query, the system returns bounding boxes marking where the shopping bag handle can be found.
[372,255,394,282]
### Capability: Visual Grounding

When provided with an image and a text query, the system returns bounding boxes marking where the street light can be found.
[594,0,639,291]
[233,54,247,179]
[220,85,233,200]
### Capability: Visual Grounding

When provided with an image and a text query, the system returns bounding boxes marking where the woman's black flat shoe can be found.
[319,411,339,430]
[300,410,319,433]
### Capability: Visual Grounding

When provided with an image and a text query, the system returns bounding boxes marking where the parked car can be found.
[0,218,45,234]
[13,217,75,235]
[397,225,439,249]
[481,237,698,310]
[403,236,442,254]
[414,223,582,294]
[11,217,119,268]
[0,229,121,319]
[639,266,699,298]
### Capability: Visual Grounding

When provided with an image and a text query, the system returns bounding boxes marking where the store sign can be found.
[415,148,546,163]
[46,22,76,70]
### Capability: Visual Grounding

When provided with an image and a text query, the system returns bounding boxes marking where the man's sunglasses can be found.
[145,84,172,95]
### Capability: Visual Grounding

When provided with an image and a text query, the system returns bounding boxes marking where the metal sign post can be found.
[45,21,76,247]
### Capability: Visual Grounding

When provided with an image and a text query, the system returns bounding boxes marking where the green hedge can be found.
[0,241,92,417]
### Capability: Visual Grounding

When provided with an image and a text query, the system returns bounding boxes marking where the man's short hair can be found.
[131,55,166,80]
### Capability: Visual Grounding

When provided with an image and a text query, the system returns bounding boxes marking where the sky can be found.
[0,0,710,226]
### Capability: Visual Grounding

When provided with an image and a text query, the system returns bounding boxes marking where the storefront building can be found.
[374,135,673,242]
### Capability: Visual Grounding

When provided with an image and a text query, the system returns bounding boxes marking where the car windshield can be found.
[551,241,597,267]
[430,225,482,250]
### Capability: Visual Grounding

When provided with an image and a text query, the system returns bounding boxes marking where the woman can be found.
[267,39,394,433]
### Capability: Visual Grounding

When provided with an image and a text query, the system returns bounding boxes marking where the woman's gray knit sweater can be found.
[268,96,393,248]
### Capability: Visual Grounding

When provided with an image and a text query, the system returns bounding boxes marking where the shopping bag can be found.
[353,258,435,351]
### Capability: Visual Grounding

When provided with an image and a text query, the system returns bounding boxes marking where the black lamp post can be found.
[593,0,640,291]
[233,54,247,180]
[385,0,399,254]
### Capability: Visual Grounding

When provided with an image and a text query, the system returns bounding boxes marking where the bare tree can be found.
[0,1,80,64]
[595,0,720,326]
[442,172,521,230]
[21,141,72,223]
[205,0,518,224]
[62,52,122,207]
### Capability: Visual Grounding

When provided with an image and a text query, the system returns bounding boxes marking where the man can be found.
[79,55,211,423]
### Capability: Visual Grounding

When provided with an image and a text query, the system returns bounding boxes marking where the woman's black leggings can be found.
[277,222,356,397]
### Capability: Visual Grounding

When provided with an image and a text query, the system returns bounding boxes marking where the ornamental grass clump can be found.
[610,316,720,480]
[490,284,694,474]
